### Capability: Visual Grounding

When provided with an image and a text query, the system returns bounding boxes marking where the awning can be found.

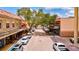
[0,29,25,40]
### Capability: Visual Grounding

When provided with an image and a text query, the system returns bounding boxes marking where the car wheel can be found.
[53,46,56,51]
[53,48,56,51]
[22,47,23,51]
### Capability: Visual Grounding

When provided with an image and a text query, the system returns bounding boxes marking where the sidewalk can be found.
[0,40,18,51]
[50,36,79,51]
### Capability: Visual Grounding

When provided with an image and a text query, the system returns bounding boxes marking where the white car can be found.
[27,32,32,35]
[25,35,32,39]
[53,42,69,51]
[19,36,30,45]
[8,43,23,51]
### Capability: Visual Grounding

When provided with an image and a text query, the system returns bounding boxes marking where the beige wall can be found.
[60,17,79,37]
[0,17,20,33]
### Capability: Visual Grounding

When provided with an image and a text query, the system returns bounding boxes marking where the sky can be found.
[0,7,74,18]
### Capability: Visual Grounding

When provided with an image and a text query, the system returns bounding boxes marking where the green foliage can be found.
[17,7,57,28]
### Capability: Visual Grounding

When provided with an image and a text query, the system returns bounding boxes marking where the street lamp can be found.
[74,7,78,45]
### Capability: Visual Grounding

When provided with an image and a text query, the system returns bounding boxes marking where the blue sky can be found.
[0,7,74,18]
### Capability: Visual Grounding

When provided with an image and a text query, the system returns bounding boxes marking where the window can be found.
[0,23,1,28]
[22,38,26,40]
[6,23,9,28]
[58,45,65,47]
[11,48,17,51]
[12,23,15,27]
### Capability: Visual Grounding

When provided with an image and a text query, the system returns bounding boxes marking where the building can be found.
[0,9,29,48]
[60,17,78,37]
[51,16,79,37]
[54,16,79,37]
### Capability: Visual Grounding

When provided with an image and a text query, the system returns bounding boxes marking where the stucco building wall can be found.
[60,17,79,37]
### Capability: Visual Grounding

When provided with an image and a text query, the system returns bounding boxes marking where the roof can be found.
[0,9,22,20]
[60,17,75,20]
[56,42,65,45]
[56,17,61,21]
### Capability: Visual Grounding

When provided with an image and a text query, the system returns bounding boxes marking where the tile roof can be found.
[0,9,22,20]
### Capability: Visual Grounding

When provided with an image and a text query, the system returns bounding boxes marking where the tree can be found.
[17,7,33,29]
[17,7,57,30]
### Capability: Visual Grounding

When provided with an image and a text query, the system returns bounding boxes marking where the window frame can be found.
[0,23,1,29]
[6,23,10,28]
[12,23,15,27]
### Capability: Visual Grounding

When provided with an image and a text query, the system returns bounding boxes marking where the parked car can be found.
[18,35,32,45]
[25,35,32,39]
[31,28,35,32]
[53,42,69,51]
[27,32,32,36]
[69,37,79,43]
[43,26,49,32]
[8,43,23,51]
[19,36,30,45]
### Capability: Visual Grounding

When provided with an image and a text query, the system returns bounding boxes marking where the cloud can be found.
[65,8,74,17]
[44,7,74,18]
[30,7,74,18]
[44,7,53,10]
[50,12,64,18]
[57,8,74,18]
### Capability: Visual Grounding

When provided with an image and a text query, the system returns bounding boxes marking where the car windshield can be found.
[22,38,26,40]
[14,44,20,47]
[11,48,17,51]
[59,48,69,51]
[58,45,65,47]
